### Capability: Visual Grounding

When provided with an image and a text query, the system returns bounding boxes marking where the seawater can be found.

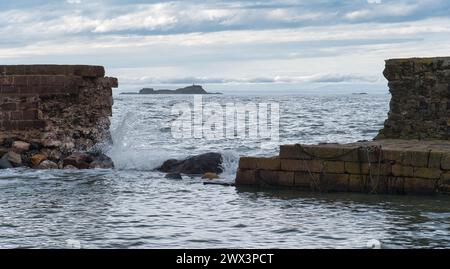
[1,92,449,249]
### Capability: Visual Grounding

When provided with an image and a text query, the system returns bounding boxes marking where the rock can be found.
[139,88,155,94]
[63,165,78,170]
[31,154,47,167]
[42,139,63,148]
[158,152,223,175]
[89,153,114,169]
[63,152,92,169]
[0,155,13,169]
[138,85,220,95]
[12,141,30,153]
[0,147,8,158]
[29,142,43,151]
[1,138,15,148]
[36,160,58,169]
[202,172,219,180]
[165,173,183,180]
[63,152,114,169]
[47,149,63,162]
[5,151,22,167]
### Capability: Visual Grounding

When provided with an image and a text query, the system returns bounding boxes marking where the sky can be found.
[1,0,449,92]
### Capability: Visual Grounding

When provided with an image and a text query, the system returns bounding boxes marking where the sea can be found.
[1,90,449,249]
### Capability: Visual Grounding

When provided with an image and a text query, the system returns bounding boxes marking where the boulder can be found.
[63,152,114,169]
[63,152,92,169]
[64,165,79,170]
[0,147,8,158]
[12,141,30,153]
[158,153,223,175]
[31,154,47,167]
[89,153,114,169]
[37,160,58,169]
[5,151,22,167]
[0,155,13,169]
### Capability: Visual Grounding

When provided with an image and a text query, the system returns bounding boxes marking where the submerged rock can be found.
[63,152,114,169]
[158,152,223,175]
[165,173,183,180]
[37,160,58,170]
[63,165,79,170]
[89,153,115,169]
[63,152,92,169]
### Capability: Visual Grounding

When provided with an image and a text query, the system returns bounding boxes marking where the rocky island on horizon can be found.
[121,84,222,95]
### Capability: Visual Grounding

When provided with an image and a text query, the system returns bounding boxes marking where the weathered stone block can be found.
[404,178,438,194]
[319,173,349,192]
[238,157,258,169]
[386,177,405,194]
[382,149,405,163]
[403,150,430,167]
[278,171,295,186]
[348,174,366,192]
[442,153,450,170]
[413,167,442,179]
[428,151,442,168]
[344,162,363,174]
[235,169,257,185]
[294,172,314,189]
[256,157,281,170]
[280,159,304,172]
[392,165,414,177]
[279,145,311,160]
[323,161,345,174]
[257,170,280,186]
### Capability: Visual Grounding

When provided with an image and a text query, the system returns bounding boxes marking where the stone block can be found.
[256,170,280,186]
[428,151,442,168]
[442,153,450,170]
[402,150,430,167]
[235,169,257,185]
[386,177,405,194]
[279,145,311,160]
[238,157,258,169]
[348,174,366,192]
[404,178,438,195]
[392,165,414,177]
[256,157,281,170]
[322,161,345,174]
[413,167,441,179]
[382,149,404,163]
[319,173,349,192]
[281,159,305,172]
[278,171,295,186]
[304,160,324,173]
[294,172,314,189]
[345,162,363,174]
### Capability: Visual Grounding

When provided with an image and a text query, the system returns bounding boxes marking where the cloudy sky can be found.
[1,0,449,92]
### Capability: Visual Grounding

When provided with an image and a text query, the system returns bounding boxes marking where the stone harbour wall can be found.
[236,140,450,195]
[0,65,118,169]
[236,57,450,195]
[377,57,450,140]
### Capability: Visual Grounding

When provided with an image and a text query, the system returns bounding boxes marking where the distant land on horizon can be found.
[121,85,222,95]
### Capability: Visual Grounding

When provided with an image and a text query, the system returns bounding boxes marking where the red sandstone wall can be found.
[0,65,117,152]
